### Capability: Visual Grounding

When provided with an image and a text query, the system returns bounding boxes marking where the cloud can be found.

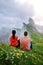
[0,0,34,28]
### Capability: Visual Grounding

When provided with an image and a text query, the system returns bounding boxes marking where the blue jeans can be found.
[30,42,32,49]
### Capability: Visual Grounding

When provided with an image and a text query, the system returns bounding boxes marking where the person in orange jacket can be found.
[10,30,19,47]
[20,31,32,50]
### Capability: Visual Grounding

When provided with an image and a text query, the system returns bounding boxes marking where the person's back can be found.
[10,30,18,47]
[20,31,32,50]
[10,35,18,46]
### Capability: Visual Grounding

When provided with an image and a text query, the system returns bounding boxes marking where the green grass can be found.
[0,33,43,65]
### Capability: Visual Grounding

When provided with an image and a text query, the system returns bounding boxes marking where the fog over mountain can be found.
[29,18,43,34]
[0,18,43,43]
[36,25,43,33]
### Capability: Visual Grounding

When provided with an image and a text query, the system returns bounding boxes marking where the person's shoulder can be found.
[15,35,18,38]
[10,36,12,39]
[28,37,32,41]
[15,35,18,37]
[29,38,32,41]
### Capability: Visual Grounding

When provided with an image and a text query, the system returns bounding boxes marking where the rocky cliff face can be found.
[23,18,38,33]
[23,18,43,34]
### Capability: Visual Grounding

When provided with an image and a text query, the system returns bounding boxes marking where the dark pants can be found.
[30,42,32,49]
[16,40,20,48]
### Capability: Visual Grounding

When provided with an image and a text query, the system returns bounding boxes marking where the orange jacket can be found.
[20,36,32,50]
[10,36,18,46]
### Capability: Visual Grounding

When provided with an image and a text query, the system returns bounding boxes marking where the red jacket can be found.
[10,36,18,46]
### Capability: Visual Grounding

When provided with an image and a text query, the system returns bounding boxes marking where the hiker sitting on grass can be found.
[10,30,20,47]
[20,31,32,50]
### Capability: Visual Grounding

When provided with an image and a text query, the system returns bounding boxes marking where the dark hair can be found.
[12,30,16,39]
[24,31,28,36]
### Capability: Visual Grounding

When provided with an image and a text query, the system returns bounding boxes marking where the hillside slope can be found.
[0,35,43,65]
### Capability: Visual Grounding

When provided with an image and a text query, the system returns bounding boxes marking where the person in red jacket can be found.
[10,30,19,47]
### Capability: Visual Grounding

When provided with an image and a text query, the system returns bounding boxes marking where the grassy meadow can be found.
[0,32,43,65]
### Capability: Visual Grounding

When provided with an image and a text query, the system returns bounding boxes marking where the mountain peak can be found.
[29,18,34,25]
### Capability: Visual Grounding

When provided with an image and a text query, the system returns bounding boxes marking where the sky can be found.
[0,0,43,28]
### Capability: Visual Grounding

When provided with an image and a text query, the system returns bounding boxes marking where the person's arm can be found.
[10,36,12,46]
[29,38,32,42]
